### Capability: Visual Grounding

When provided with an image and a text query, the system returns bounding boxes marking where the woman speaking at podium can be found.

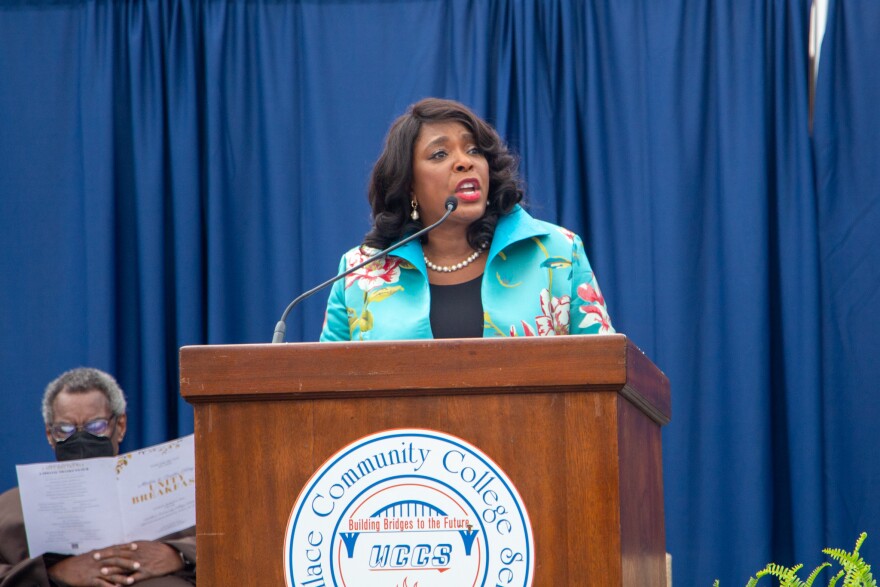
[320,98,613,341]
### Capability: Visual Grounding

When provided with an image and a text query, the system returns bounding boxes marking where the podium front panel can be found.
[181,335,669,586]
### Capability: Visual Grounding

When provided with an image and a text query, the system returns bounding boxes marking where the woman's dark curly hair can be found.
[363,98,524,250]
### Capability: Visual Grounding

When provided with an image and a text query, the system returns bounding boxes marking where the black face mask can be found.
[54,431,116,461]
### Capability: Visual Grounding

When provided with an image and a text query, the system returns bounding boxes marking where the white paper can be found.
[16,435,195,557]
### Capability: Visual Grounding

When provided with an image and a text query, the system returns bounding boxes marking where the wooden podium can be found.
[179,334,670,585]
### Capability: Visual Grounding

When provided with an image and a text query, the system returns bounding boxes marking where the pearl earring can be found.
[410,200,420,221]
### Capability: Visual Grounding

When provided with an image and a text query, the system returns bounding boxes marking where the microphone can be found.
[272,195,459,343]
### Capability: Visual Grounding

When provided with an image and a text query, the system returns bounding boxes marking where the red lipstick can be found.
[455,178,482,202]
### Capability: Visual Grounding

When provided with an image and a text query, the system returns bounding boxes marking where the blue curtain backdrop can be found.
[0,0,877,584]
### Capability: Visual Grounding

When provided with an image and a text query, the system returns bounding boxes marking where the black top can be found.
[429,274,484,339]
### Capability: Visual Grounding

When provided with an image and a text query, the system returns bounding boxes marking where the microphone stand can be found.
[271,197,458,343]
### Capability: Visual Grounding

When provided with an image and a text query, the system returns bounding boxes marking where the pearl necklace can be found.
[424,247,485,273]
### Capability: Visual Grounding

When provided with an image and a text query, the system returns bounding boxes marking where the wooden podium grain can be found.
[179,334,670,585]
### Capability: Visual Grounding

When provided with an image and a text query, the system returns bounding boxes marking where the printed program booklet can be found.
[16,434,195,556]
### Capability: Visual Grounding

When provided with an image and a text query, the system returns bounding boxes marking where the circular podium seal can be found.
[284,429,534,587]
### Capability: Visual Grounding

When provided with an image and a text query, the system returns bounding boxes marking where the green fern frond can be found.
[843,564,875,587]
[711,534,873,587]
[744,566,773,587]
[803,562,831,586]
[823,532,866,565]
[823,533,876,587]
[753,563,807,587]
[828,569,846,587]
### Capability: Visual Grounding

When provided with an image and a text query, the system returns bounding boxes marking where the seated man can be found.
[0,368,196,586]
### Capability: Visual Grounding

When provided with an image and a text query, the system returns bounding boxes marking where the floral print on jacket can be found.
[320,205,614,341]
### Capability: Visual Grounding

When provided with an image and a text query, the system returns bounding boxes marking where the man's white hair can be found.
[42,367,127,425]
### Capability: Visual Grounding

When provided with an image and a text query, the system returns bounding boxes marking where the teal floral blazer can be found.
[320,206,614,341]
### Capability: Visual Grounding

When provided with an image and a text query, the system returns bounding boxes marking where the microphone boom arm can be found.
[272,197,458,343]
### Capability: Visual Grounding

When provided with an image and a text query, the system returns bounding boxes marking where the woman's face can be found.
[410,120,490,230]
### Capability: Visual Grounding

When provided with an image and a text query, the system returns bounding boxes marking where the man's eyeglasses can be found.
[49,416,116,442]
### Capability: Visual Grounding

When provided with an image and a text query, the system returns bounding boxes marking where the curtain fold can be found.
[813,0,880,566]
[0,1,876,584]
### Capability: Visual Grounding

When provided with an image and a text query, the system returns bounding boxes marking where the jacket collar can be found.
[487,205,550,260]
[389,205,549,272]
[390,235,428,273]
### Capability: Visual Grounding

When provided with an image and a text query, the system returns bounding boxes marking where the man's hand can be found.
[118,541,185,582]
[49,541,184,586]
[48,547,138,586]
